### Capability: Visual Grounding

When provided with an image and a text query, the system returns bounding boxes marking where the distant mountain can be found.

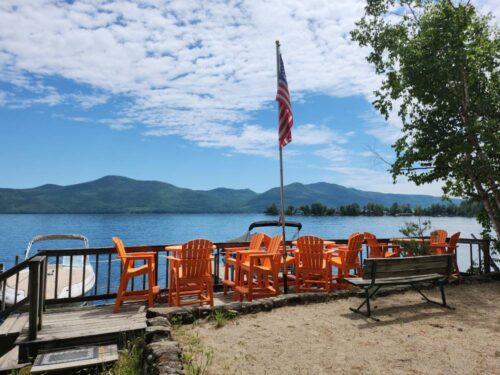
[243,182,452,211]
[0,175,451,213]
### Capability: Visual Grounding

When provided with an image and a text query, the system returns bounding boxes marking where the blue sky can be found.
[0,1,497,194]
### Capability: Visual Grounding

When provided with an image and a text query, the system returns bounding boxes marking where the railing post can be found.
[483,240,491,274]
[28,256,43,341]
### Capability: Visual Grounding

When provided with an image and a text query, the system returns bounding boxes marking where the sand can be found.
[175,282,500,375]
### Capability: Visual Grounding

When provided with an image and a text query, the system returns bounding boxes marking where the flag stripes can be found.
[276,50,293,148]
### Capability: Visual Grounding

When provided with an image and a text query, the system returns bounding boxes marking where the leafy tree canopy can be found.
[351,0,500,240]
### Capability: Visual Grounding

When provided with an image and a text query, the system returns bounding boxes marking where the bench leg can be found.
[412,283,454,310]
[349,286,381,321]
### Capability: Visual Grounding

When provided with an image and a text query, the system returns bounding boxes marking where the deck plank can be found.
[15,302,146,348]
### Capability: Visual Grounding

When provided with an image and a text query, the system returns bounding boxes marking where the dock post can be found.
[28,256,44,341]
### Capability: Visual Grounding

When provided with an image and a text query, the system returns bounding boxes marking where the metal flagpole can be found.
[276,40,288,294]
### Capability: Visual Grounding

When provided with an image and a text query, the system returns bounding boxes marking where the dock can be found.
[2,303,146,367]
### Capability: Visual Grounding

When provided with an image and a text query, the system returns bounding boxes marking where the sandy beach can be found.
[175,282,500,375]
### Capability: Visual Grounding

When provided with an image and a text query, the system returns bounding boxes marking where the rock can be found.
[147,306,182,319]
[168,308,195,324]
[241,301,263,314]
[147,316,172,328]
[271,295,289,308]
[145,326,171,343]
[260,299,274,311]
[193,306,213,319]
[224,301,243,312]
[277,294,301,306]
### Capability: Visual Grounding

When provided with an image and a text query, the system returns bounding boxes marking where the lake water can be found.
[0,213,483,271]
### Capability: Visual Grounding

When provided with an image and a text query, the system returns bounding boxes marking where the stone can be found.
[168,308,195,324]
[241,301,263,314]
[193,306,213,319]
[224,301,243,312]
[147,306,182,319]
[145,325,171,343]
[278,294,301,306]
[260,299,274,311]
[147,316,172,328]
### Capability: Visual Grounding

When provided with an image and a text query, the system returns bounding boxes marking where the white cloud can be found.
[0,0,380,154]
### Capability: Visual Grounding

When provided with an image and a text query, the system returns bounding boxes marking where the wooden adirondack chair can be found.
[113,237,159,313]
[234,234,282,302]
[364,232,400,258]
[430,229,448,254]
[294,236,333,293]
[168,239,214,307]
[223,233,268,295]
[331,232,364,288]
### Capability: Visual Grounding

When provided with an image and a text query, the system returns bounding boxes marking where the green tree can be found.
[300,205,311,216]
[351,1,500,240]
[310,202,327,216]
[389,202,400,216]
[264,203,279,216]
[285,205,296,216]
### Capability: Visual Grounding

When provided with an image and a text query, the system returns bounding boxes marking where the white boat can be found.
[3,234,96,305]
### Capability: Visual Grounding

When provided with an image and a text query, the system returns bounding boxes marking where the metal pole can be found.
[276,40,288,294]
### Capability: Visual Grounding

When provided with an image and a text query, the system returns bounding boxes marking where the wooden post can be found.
[28,258,41,340]
[483,240,491,274]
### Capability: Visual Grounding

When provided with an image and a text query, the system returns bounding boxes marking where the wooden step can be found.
[0,313,28,337]
[31,344,118,374]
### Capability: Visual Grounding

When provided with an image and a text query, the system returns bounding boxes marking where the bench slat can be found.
[366,268,448,279]
[362,255,451,280]
[347,273,444,286]
[364,259,449,273]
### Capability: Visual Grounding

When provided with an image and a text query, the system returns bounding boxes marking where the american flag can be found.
[276,50,293,148]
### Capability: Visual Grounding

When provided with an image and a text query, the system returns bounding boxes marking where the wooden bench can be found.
[345,254,454,320]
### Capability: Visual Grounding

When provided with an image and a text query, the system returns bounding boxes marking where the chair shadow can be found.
[341,299,457,329]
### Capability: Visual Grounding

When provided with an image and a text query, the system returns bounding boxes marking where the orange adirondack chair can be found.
[331,232,364,287]
[113,237,159,313]
[234,234,282,302]
[364,232,400,258]
[223,233,268,295]
[294,236,333,293]
[430,229,448,254]
[168,239,214,307]
[433,232,461,274]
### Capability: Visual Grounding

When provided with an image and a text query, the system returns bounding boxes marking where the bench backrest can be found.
[362,254,453,280]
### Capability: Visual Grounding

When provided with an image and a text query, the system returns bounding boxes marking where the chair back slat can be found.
[364,232,383,258]
[262,235,283,269]
[447,232,460,252]
[112,237,128,265]
[180,239,213,278]
[297,235,325,270]
[430,229,448,244]
[249,233,265,250]
[345,232,364,263]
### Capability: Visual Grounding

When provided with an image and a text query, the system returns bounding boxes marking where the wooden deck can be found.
[14,302,146,362]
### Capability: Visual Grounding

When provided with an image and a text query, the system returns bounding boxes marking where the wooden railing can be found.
[0,237,497,319]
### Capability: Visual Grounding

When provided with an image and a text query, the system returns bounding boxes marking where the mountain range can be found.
[0,175,450,213]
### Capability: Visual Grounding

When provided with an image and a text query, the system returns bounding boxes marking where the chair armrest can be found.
[127,252,156,258]
[235,250,265,263]
[166,256,181,262]
[430,243,447,248]
[225,247,250,254]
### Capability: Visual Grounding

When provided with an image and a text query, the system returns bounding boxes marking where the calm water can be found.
[0,213,483,270]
